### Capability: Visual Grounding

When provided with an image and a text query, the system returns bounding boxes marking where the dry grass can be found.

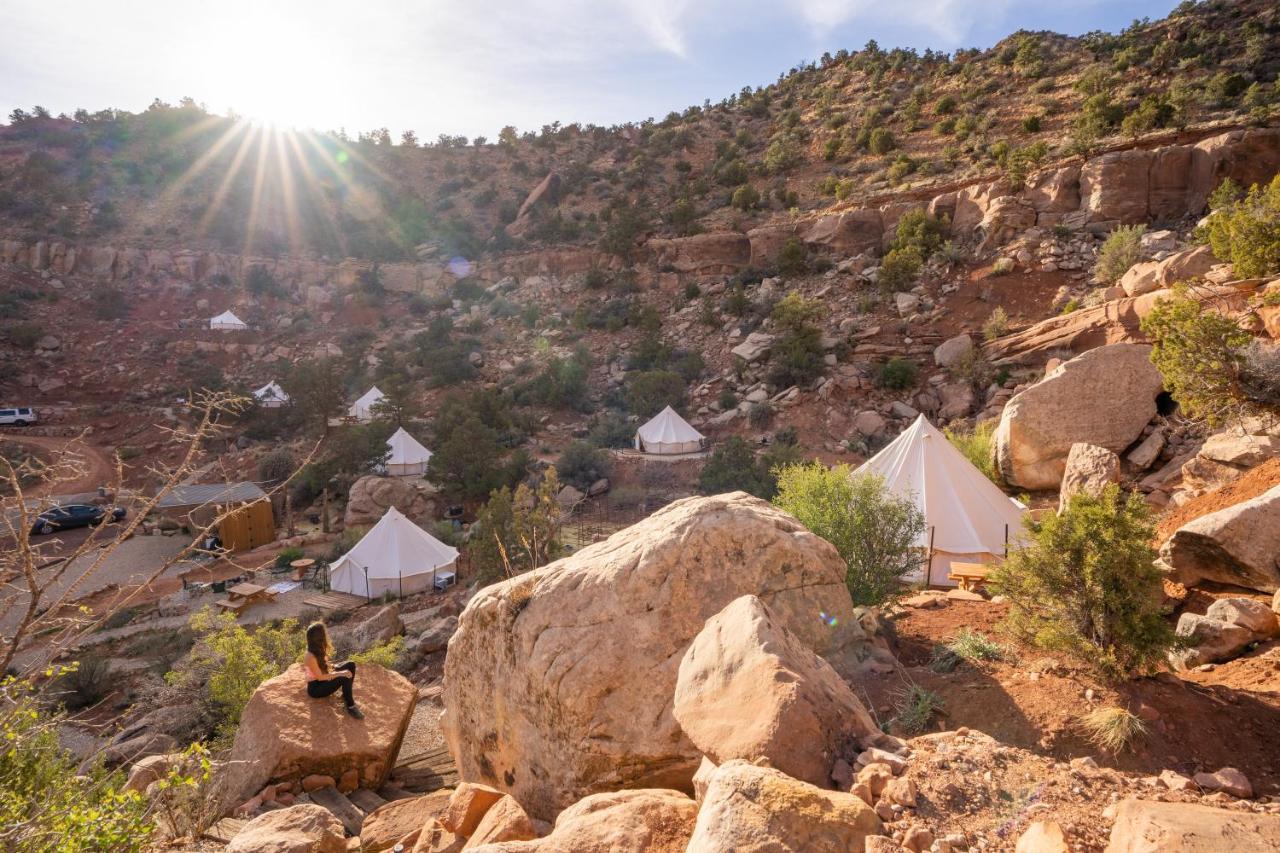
[1081,706,1146,753]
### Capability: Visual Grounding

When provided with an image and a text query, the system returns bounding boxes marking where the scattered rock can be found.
[1192,767,1253,799]
[1058,442,1121,512]
[1016,820,1068,853]
[1160,483,1280,593]
[466,794,538,847]
[1106,798,1280,850]
[934,334,974,368]
[226,804,346,853]
[361,791,451,852]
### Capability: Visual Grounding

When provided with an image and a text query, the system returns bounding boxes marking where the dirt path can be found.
[0,432,117,498]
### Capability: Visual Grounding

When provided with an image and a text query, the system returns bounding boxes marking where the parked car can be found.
[0,407,37,426]
[30,504,126,535]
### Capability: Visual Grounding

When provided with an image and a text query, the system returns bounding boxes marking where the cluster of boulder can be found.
[1170,596,1280,671]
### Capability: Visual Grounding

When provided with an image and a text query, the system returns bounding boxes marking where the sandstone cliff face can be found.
[440,492,896,821]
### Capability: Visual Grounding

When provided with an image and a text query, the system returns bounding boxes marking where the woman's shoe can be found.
[346,704,365,720]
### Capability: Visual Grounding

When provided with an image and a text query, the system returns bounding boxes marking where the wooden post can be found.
[321,487,330,534]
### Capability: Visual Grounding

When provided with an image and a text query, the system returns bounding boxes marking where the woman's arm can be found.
[304,652,343,681]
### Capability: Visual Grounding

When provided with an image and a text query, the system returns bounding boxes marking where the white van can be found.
[0,407,37,426]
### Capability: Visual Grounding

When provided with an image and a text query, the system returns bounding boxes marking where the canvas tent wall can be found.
[854,415,1027,587]
[209,310,247,331]
[634,406,705,455]
[253,380,289,408]
[329,506,459,598]
[386,427,432,477]
[349,386,386,422]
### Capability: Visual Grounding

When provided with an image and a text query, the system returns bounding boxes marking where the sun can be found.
[187,11,351,131]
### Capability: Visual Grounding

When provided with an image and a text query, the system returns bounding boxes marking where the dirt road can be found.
[0,432,117,497]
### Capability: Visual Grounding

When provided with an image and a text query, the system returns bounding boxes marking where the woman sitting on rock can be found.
[303,621,364,719]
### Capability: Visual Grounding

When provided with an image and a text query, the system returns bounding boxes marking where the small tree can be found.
[774,464,926,606]
[284,359,347,434]
[1141,287,1252,426]
[775,237,807,277]
[768,293,826,388]
[1095,224,1147,284]
[944,420,998,482]
[1205,175,1280,278]
[625,370,687,418]
[470,470,563,583]
[557,441,610,491]
[990,486,1174,680]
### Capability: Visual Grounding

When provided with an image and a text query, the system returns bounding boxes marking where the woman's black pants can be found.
[306,661,356,707]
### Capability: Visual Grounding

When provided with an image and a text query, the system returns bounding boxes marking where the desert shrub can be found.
[1241,340,1280,414]
[748,402,774,428]
[982,306,1010,341]
[934,95,957,115]
[92,288,129,320]
[767,293,825,388]
[1141,288,1253,425]
[699,437,801,501]
[258,448,295,484]
[931,629,1005,673]
[1081,706,1145,753]
[52,655,112,710]
[585,410,633,449]
[1095,224,1147,284]
[245,264,283,297]
[877,357,918,389]
[776,237,807,277]
[878,247,922,292]
[991,486,1175,680]
[0,678,155,851]
[1205,175,1280,278]
[274,546,305,569]
[893,684,944,735]
[1021,114,1042,133]
[556,441,610,491]
[944,420,998,481]
[625,370,686,418]
[164,609,305,738]
[730,184,760,210]
[4,322,43,349]
[773,464,926,606]
[350,635,405,670]
[868,127,897,155]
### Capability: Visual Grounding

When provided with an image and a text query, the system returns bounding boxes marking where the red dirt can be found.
[877,600,1280,796]
[1155,457,1280,541]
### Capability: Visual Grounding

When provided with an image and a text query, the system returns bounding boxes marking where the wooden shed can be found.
[156,482,275,552]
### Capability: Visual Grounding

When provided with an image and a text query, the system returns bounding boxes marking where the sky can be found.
[1,0,1179,140]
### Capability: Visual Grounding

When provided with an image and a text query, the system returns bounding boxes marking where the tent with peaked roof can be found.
[329,506,459,598]
[634,406,706,455]
[855,414,1027,587]
[385,427,432,477]
[349,386,386,422]
[209,310,247,331]
[253,380,289,408]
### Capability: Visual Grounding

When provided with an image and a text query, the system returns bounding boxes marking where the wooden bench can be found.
[216,598,247,612]
[217,582,277,615]
[948,562,992,592]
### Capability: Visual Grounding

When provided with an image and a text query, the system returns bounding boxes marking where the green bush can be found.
[1021,114,1042,133]
[1205,175,1280,278]
[730,184,760,211]
[878,247,922,292]
[625,370,686,418]
[258,448,296,485]
[944,420,998,481]
[1095,224,1147,284]
[767,293,826,388]
[773,464,926,606]
[1141,288,1253,425]
[4,322,43,349]
[274,546,305,569]
[878,357,918,389]
[165,609,305,738]
[776,237,807,277]
[868,127,897,155]
[556,441,611,491]
[698,436,802,501]
[982,306,1010,341]
[991,486,1175,680]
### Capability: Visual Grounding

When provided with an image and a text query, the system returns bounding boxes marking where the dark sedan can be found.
[30,504,126,535]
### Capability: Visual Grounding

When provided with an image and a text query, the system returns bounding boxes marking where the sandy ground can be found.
[0,433,118,497]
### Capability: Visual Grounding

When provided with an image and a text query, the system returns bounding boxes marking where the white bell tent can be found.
[253,380,290,408]
[634,406,705,455]
[329,506,459,599]
[349,386,387,422]
[855,415,1027,587]
[385,427,433,477]
[209,310,248,331]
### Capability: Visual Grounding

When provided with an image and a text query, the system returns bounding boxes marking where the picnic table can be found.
[290,558,316,581]
[948,562,991,592]
[216,582,277,614]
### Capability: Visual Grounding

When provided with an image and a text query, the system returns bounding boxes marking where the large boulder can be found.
[993,344,1163,489]
[442,493,896,819]
[730,331,774,363]
[1079,150,1152,224]
[1104,798,1280,852]
[1117,245,1216,297]
[216,663,416,814]
[331,603,402,655]
[227,804,346,853]
[1168,613,1257,670]
[1160,484,1280,592]
[673,595,879,787]
[468,789,698,853]
[1058,443,1120,513]
[802,209,884,257]
[1206,597,1279,636]
[361,791,451,852]
[345,475,438,528]
[647,233,751,275]
[685,760,883,852]
[1188,127,1280,214]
